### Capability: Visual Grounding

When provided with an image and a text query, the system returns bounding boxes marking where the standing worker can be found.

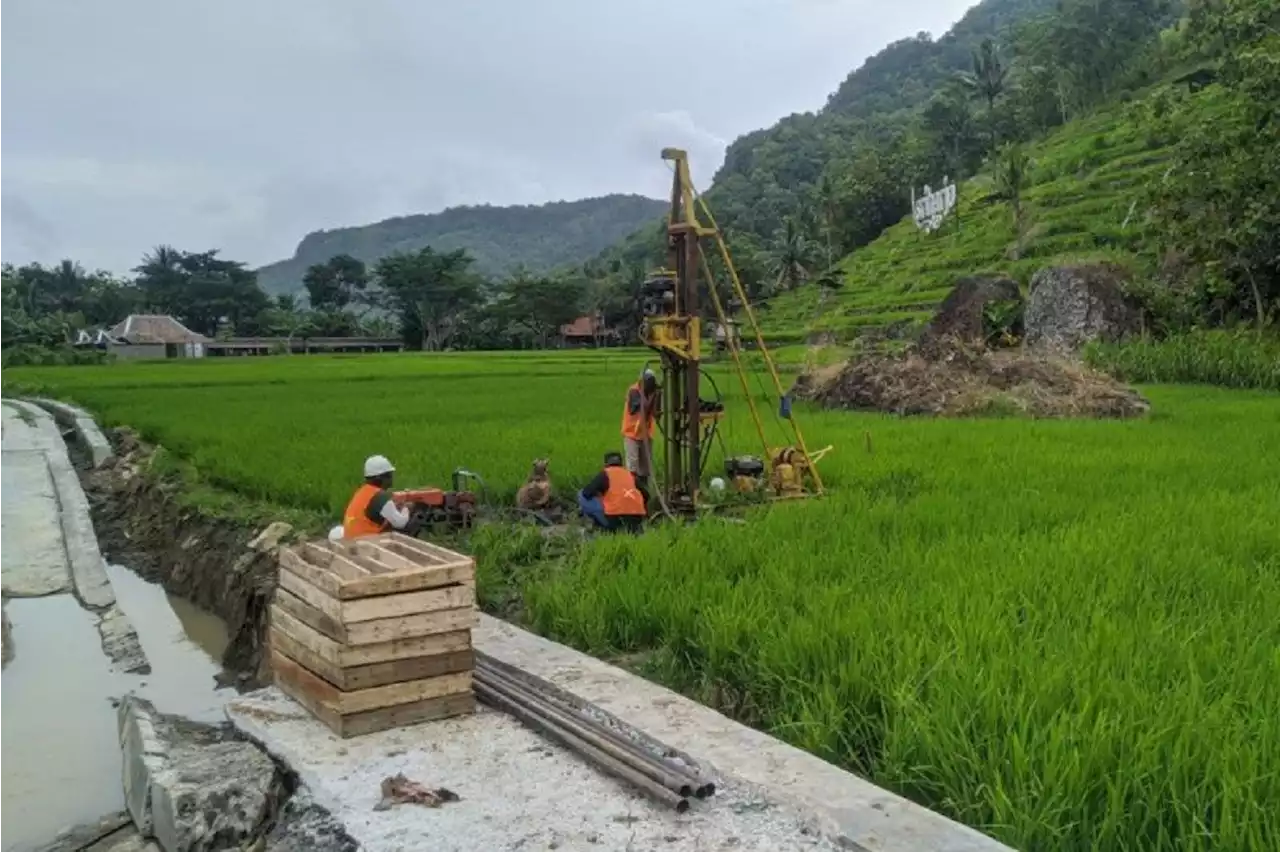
[577,451,648,532]
[342,455,418,539]
[621,368,661,490]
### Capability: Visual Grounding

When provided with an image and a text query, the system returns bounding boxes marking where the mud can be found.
[793,338,1150,419]
[80,429,278,688]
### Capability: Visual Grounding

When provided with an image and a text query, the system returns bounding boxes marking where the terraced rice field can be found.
[9,350,1279,851]
[761,97,1176,344]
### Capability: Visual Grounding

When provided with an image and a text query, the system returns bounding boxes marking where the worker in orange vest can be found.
[578,451,648,533]
[621,368,661,490]
[342,455,418,539]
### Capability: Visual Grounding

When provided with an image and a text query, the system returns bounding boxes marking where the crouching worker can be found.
[577,451,648,533]
[342,454,420,539]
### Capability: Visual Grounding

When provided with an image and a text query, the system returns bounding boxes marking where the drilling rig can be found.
[637,148,826,515]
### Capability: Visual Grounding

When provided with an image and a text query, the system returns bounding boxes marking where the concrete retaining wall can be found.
[476,615,1014,852]
[33,397,114,468]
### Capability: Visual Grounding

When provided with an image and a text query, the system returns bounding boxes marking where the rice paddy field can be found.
[8,350,1280,851]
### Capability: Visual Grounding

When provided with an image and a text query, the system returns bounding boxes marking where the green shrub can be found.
[1086,331,1280,389]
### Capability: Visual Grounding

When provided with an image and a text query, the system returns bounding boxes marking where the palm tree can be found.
[959,38,1008,112]
[958,38,1008,149]
[768,217,818,293]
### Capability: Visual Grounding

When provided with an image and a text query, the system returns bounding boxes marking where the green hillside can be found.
[759,91,1179,344]
[256,194,665,296]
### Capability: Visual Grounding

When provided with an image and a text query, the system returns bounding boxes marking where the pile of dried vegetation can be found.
[792,337,1150,419]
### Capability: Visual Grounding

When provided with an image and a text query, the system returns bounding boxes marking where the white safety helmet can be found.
[363,455,395,478]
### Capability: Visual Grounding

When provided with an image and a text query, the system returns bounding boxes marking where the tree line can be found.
[1,242,613,364]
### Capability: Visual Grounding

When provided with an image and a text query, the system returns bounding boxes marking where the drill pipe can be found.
[474,650,712,794]
[474,677,690,812]
[474,661,708,798]
[474,658,715,798]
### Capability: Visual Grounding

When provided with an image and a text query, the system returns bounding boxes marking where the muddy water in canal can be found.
[1,565,232,852]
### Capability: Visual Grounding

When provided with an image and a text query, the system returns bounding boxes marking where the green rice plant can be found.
[6,352,1279,851]
[1086,331,1280,390]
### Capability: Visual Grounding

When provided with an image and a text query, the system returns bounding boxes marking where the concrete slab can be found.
[99,604,151,675]
[475,615,1014,852]
[228,687,845,852]
[120,695,277,852]
[1,450,72,597]
[33,398,114,468]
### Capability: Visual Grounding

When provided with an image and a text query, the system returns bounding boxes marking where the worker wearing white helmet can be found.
[342,454,414,538]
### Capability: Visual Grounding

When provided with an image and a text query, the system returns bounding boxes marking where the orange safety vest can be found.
[601,466,646,517]
[343,483,388,539]
[620,382,655,440]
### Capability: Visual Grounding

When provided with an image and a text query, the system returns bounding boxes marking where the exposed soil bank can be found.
[80,429,279,688]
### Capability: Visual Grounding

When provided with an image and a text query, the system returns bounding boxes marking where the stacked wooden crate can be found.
[268,532,477,737]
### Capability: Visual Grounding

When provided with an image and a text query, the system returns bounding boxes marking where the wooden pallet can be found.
[269,532,477,737]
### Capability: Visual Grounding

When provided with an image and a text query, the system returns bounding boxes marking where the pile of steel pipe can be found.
[472,655,715,812]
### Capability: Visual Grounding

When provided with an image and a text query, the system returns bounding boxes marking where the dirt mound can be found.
[793,338,1150,419]
[920,275,1022,350]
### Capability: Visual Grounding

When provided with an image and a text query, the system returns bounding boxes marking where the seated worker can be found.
[577,451,649,533]
[342,454,419,538]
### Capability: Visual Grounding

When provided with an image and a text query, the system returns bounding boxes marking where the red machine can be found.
[392,468,485,533]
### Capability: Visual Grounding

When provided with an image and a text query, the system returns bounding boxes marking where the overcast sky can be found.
[2,0,974,274]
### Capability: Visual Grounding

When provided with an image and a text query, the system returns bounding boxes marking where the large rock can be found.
[921,275,1023,349]
[118,696,277,852]
[1025,263,1141,351]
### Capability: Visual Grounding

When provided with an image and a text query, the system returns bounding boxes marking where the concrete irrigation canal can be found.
[1,397,1013,852]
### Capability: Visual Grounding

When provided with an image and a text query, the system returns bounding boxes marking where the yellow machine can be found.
[637,148,826,513]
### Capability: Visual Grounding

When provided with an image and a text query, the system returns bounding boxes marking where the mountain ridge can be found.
[256,193,666,295]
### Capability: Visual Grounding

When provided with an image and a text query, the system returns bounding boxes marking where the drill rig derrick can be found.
[638,148,825,513]
[637,148,720,515]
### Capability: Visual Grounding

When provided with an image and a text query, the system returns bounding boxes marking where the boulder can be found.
[118,696,276,852]
[248,522,293,553]
[921,276,1023,349]
[1025,263,1141,351]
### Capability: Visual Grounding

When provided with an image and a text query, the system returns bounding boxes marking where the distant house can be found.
[106,314,211,359]
[560,313,619,348]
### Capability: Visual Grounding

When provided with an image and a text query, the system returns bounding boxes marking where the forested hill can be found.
[256,194,666,295]
[587,0,1058,275]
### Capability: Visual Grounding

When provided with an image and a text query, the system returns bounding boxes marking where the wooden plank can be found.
[272,628,473,691]
[325,541,395,574]
[272,604,471,667]
[278,567,344,623]
[270,649,471,714]
[337,562,474,600]
[343,649,473,692]
[277,548,342,598]
[270,627,346,688]
[342,629,472,667]
[345,606,478,646]
[272,590,346,643]
[300,541,369,579]
[380,535,474,568]
[341,583,474,623]
[270,606,343,665]
[348,539,417,571]
[338,692,475,738]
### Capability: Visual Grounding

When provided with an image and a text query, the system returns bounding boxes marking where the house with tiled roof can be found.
[104,314,210,359]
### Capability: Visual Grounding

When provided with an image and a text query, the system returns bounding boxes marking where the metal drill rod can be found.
[474,658,715,798]
[474,677,690,812]
[474,662,706,798]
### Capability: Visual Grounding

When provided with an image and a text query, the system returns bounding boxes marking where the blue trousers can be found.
[577,491,614,530]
